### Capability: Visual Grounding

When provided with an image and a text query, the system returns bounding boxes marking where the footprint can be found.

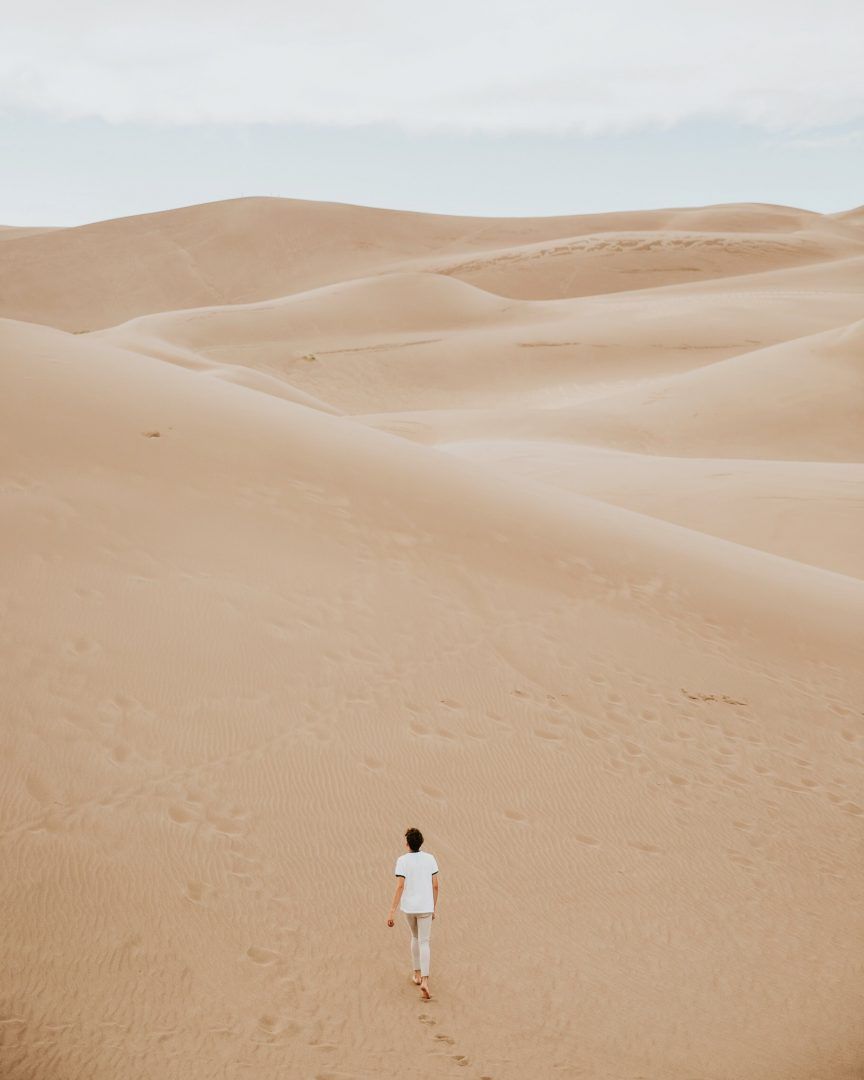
[439,699,462,710]
[246,946,279,965]
[421,785,445,801]
[434,1034,455,1045]
[361,756,384,771]
[534,729,562,742]
[628,841,662,854]
[503,809,527,823]
[574,834,600,846]
[185,881,209,904]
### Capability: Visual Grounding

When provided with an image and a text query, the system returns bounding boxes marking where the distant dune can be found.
[3,195,863,331]
[1,197,863,1080]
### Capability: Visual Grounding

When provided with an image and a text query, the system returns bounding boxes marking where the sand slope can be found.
[2,198,863,1080]
[356,318,864,460]
[3,196,864,331]
[411,225,864,300]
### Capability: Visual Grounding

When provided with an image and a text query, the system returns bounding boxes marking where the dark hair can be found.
[405,827,423,852]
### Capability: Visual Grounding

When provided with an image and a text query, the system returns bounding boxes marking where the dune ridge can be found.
[3,195,864,331]
[2,197,863,1080]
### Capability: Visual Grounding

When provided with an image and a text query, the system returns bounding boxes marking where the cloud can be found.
[1,0,863,134]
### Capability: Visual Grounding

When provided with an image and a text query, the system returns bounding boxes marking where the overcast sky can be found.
[2,0,862,225]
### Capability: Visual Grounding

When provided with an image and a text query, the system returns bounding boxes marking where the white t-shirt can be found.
[395,850,439,913]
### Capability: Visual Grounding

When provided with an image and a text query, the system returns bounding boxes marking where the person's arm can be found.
[387,878,404,926]
[432,873,439,918]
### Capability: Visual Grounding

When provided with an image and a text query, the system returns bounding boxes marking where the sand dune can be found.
[436,443,864,578]
[4,196,864,332]
[0,224,62,242]
[830,204,864,225]
[411,226,864,300]
[0,197,624,331]
[358,319,864,460]
[94,254,864,421]
[2,197,863,1080]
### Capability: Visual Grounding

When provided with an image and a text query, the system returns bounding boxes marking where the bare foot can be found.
[420,977,431,1000]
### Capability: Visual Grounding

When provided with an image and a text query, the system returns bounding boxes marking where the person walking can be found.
[387,827,439,999]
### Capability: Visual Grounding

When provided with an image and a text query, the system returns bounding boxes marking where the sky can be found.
[1,0,862,225]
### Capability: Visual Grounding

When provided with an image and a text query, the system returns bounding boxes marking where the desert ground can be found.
[1,196,863,1080]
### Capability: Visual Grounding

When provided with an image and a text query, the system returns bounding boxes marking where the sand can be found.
[1,197,863,1080]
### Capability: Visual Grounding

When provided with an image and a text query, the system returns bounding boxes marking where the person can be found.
[387,826,439,999]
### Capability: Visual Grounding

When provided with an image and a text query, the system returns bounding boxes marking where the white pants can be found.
[404,911,433,976]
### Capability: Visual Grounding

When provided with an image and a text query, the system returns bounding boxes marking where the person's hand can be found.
[386,915,395,927]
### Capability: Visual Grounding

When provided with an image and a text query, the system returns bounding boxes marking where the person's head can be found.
[405,827,423,852]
